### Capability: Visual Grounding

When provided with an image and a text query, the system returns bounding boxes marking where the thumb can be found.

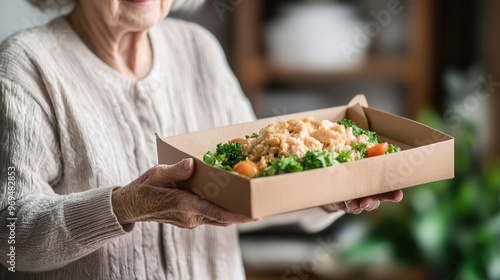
[151,158,195,185]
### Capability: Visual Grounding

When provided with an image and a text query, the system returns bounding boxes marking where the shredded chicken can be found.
[242,117,376,169]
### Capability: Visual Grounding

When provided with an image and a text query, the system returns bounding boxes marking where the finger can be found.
[323,202,349,212]
[321,204,339,212]
[359,197,381,211]
[374,190,404,202]
[149,159,195,186]
[331,203,347,212]
[344,199,363,214]
[200,218,233,228]
[195,198,254,224]
[176,190,254,224]
[182,216,234,229]
[147,211,234,229]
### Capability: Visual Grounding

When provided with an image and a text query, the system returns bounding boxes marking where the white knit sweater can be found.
[0,17,342,280]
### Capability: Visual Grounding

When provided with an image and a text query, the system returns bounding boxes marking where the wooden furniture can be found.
[231,0,434,118]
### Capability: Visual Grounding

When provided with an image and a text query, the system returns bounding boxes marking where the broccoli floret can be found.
[215,142,244,167]
[204,142,244,170]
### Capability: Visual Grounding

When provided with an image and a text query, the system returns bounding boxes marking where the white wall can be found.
[0,0,68,42]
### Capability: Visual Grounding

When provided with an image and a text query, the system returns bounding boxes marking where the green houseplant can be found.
[337,70,500,279]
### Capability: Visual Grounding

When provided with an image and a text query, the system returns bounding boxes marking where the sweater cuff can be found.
[63,187,134,246]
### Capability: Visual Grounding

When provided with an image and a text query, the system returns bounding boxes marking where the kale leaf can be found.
[203,151,233,171]
[385,143,401,154]
[336,150,352,163]
[302,150,339,170]
[364,131,380,144]
[258,154,303,177]
[351,143,368,159]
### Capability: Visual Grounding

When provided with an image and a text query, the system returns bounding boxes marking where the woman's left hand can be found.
[321,190,403,214]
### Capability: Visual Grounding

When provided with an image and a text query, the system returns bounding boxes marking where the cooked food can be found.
[203,118,400,178]
[233,161,260,178]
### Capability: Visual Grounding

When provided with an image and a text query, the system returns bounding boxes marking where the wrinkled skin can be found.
[112,159,254,228]
[321,190,404,214]
[112,158,403,228]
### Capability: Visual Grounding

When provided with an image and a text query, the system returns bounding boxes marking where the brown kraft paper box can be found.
[156,95,454,218]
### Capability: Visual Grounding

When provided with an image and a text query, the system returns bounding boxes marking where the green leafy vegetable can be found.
[385,143,401,154]
[215,142,244,167]
[352,143,368,159]
[203,151,217,165]
[203,142,244,170]
[258,154,303,177]
[364,131,380,144]
[338,119,380,144]
[203,151,233,171]
[245,133,258,139]
[302,150,339,170]
[338,119,363,137]
[204,119,401,177]
[336,150,352,163]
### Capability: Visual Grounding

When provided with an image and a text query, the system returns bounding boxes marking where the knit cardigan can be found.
[0,17,342,280]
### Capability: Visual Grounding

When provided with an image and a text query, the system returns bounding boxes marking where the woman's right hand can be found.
[111,158,254,229]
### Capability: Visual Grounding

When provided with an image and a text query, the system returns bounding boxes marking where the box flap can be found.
[347,94,369,108]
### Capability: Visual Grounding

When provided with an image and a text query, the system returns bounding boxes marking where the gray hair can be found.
[28,0,204,11]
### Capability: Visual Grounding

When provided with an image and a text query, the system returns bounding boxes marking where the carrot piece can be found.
[367,142,389,157]
[229,138,245,144]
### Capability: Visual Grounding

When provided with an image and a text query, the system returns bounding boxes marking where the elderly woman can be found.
[0,0,402,279]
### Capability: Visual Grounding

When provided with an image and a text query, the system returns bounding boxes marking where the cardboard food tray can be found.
[156,95,454,218]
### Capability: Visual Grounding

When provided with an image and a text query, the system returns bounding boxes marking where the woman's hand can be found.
[321,190,404,214]
[111,158,253,229]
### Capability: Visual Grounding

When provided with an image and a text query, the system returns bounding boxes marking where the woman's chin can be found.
[126,20,159,32]
[119,11,166,31]
[122,0,156,7]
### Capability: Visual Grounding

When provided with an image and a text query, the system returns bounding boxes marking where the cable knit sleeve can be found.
[0,79,131,273]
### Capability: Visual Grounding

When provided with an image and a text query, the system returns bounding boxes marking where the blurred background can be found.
[1,0,499,279]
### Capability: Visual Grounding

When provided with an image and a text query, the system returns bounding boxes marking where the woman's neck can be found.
[67,6,153,80]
